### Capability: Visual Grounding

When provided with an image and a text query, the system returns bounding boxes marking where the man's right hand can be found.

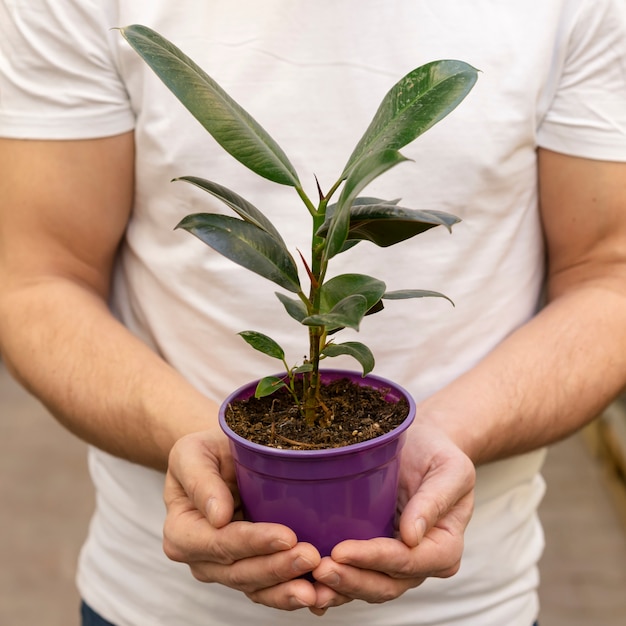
[163,431,340,611]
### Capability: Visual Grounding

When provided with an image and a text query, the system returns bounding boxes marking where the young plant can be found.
[120,25,478,427]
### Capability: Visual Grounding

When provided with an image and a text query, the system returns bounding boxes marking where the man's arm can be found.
[0,134,219,469]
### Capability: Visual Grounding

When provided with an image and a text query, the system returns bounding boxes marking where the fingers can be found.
[308,581,354,615]
[163,512,297,565]
[306,431,476,606]
[164,431,236,529]
[163,431,324,610]
[309,531,459,605]
[164,514,322,608]
[399,462,475,549]
[314,559,422,604]
[192,537,321,592]
[399,429,476,548]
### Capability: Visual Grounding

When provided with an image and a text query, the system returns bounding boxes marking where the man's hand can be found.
[309,424,475,609]
[163,431,342,611]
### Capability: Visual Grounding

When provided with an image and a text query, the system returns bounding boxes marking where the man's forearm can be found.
[0,278,219,471]
[417,282,626,465]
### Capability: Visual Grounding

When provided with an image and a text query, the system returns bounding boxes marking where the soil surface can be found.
[225,377,409,450]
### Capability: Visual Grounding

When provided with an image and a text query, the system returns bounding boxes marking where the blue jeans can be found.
[81,602,116,626]
[80,601,539,625]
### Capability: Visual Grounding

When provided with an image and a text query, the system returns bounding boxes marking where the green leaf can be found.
[238,331,286,360]
[342,60,479,178]
[324,150,408,260]
[255,376,287,398]
[316,197,400,254]
[275,292,308,323]
[320,274,386,313]
[119,25,300,187]
[176,213,301,293]
[302,294,368,331]
[293,363,314,373]
[174,176,286,244]
[318,202,459,248]
[321,342,375,376]
[383,289,454,306]
[348,205,460,247]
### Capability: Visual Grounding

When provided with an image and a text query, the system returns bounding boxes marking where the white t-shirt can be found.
[2,1,626,625]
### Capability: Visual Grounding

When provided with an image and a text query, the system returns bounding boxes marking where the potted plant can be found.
[120,25,478,555]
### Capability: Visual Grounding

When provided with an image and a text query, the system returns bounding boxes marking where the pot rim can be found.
[218,369,416,459]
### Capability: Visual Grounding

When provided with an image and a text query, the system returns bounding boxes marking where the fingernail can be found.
[290,594,310,609]
[414,517,427,544]
[270,538,293,552]
[318,570,340,586]
[292,555,315,573]
[206,497,219,525]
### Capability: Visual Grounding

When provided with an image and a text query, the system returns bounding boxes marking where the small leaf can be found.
[343,60,479,178]
[383,289,454,306]
[119,25,300,186]
[302,294,368,331]
[174,176,286,244]
[255,376,287,398]
[176,213,301,293]
[294,363,314,373]
[275,292,308,323]
[238,331,286,360]
[321,342,375,376]
[324,150,408,260]
[320,274,386,313]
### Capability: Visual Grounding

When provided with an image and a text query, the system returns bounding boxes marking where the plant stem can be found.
[295,185,317,218]
[304,326,321,426]
[301,177,343,426]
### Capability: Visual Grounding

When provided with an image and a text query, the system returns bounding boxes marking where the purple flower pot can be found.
[219,370,416,557]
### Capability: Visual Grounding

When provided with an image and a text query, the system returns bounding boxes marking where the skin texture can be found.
[1,134,626,614]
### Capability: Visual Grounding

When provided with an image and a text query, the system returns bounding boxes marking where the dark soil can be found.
[225,377,409,450]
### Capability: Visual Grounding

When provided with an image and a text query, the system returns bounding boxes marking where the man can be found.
[1,1,625,624]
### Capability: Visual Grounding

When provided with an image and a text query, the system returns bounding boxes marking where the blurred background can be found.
[2,359,626,625]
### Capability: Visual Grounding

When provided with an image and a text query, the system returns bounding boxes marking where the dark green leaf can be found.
[255,376,287,398]
[365,300,385,316]
[176,213,300,293]
[383,289,454,306]
[318,201,459,248]
[119,25,300,186]
[320,274,386,313]
[316,197,400,253]
[238,331,286,360]
[302,294,368,331]
[174,176,286,244]
[342,60,479,178]
[324,150,408,260]
[321,342,375,376]
[345,205,460,247]
[275,292,308,323]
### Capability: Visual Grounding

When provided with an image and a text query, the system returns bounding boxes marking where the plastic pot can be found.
[218,369,416,557]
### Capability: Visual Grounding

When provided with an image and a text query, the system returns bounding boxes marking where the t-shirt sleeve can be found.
[537,0,626,161]
[0,0,135,140]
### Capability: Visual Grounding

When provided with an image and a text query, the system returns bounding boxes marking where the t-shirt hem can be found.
[0,112,135,140]
[537,128,626,162]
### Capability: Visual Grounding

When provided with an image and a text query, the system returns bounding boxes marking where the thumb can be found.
[398,444,475,548]
[165,430,236,528]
